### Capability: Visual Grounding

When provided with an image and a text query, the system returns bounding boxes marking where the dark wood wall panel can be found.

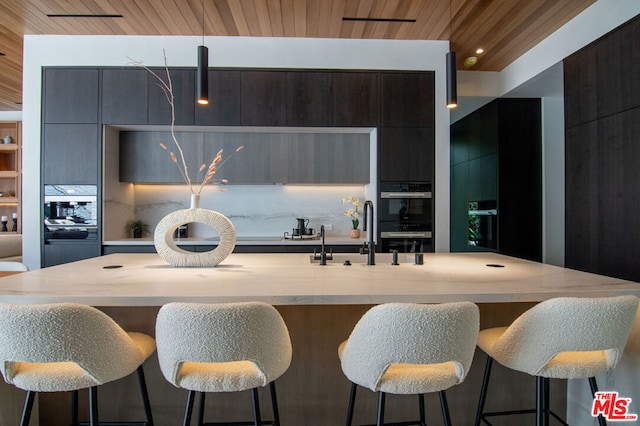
[564,14,640,281]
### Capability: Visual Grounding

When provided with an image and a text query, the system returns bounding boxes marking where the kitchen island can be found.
[0,252,638,425]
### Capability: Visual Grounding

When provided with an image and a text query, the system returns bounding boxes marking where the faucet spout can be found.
[363,200,375,265]
[319,225,327,266]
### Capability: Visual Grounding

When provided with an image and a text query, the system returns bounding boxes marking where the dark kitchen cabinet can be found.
[102,69,149,124]
[148,68,195,126]
[202,132,289,184]
[43,241,100,267]
[241,71,287,126]
[43,68,99,124]
[381,72,434,128]
[43,124,99,184]
[119,131,204,183]
[288,133,370,184]
[450,98,541,261]
[379,128,434,181]
[195,70,241,125]
[287,72,332,126]
[332,72,379,127]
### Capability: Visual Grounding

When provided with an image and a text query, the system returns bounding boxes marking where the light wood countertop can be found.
[0,252,637,306]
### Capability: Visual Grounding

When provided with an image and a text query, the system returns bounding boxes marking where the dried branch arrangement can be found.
[129,50,243,195]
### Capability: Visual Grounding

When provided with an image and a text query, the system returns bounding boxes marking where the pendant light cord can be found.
[201,0,205,44]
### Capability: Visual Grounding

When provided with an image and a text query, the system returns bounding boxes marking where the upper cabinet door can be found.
[43,124,98,184]
[381,72,435,128]
[379,127,434,182]
[148,68,195,126]
[43,68,99,124]
[241,71,287,126]
[287,72,332,126]
[332,72,379,127]
[195,70,241,126]
[102,69,149,125]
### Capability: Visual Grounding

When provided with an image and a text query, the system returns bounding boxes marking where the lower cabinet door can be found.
[43,242,100,267]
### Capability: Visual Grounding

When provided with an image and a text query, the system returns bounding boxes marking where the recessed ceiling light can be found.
[476,48,484,54]
[464,56,478,68]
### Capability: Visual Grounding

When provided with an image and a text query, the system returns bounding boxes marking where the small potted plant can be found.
[125,219,149,239]
[341,196,363,238]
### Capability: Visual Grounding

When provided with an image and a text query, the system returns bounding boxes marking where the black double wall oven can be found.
[379,182,433,253]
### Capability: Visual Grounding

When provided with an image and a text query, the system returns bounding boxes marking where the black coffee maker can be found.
[293,218,315,236]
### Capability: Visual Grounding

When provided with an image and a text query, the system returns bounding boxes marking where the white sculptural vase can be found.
[154,194,236,267]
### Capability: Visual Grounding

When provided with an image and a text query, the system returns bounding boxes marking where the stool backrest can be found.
[155,302,292,387]
[340,302,479,392]
[490,295,639,376]
[0,303,146,385]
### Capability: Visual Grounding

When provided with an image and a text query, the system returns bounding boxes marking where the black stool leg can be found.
[71,390,79,426]
[198,392,206,426]
[251,387,262,426]
[20,391,36,426]
[439,390,452,426]
[346,382,357,426]
[536,376,544,426]
[89,386,99,426]
[543,377,550,426]
[376,392,386,426]
[475,356,493,426]
[589,377,607,426]
[269,381,281,426]
[184,390,196,426]
[136,366,154,425]
[418,394,425,426]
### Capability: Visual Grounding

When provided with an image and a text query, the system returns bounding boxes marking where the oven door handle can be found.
[381,192,432,199]
[381,232,433,238]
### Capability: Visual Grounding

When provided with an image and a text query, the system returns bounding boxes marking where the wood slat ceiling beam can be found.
[0,0,596,111]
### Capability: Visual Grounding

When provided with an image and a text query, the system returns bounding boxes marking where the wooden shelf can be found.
[0,121,21,234]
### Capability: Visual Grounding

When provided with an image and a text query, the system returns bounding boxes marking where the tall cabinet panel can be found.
[332,72,379,127]
[381,72,434,128]
[240,71,287,126]
[102,69,148,125]
[379,128,434,181]
[43,124,99,185]
[195,70,241,125]
[286,72,332,126]
[43,69,99,124]
[42,68,102,267]
[564,14,640,282]
[148,68,195,126]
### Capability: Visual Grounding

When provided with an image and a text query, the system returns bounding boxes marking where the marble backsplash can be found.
[104,184,370,241]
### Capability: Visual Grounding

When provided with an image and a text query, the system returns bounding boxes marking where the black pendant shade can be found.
[197,45,209,105]
[446,51,457,109]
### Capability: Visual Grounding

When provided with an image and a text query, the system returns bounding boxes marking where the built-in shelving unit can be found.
[0,121,21,234]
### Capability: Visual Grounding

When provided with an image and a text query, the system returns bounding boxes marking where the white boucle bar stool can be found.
[338,302,480,426]
[474,295,639,426]
[0,302,156,426]
[155,301,292,426]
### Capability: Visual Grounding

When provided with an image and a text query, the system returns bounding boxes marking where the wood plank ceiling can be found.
[0,0,595,111]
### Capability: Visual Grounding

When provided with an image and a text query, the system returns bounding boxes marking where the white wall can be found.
[23,36,451,269]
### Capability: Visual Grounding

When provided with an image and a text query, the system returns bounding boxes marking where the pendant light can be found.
[446,51,457,109]
[196,0,209,105]
[446,0,457,109]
